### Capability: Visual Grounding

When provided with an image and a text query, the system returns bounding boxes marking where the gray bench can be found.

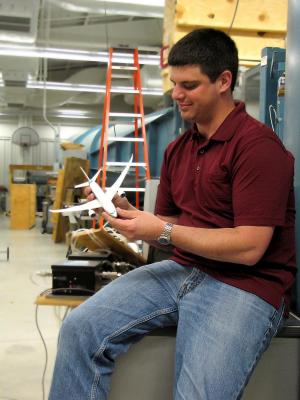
[109,314,300,400]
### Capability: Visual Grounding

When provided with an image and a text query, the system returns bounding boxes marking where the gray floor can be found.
[0,214,67,400]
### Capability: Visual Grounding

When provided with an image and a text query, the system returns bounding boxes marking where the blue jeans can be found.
[49,260,285,400]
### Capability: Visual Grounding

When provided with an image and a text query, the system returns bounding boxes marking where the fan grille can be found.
[12,127,39,147]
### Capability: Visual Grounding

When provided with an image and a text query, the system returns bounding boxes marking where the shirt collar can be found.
[191,101,246,142]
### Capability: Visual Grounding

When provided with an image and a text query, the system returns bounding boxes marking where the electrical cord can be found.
[35,304,48,400]
[35,304,70,400]
[268,104,278,132]
[35,288,95,399]
[54,305,70,324]
[228,0,240,35]
[29,270,52,287]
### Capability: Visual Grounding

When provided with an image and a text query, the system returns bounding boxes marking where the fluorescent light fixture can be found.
[0,33,36,44]
[55,114,92,119]
[48,0,164,18]
[26,80,163,96]
[53,109,97,119]
[0,44,160,65]
[105,0,164,5]
[0,107,96,120]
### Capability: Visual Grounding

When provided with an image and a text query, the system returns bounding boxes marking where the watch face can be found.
[158,236,169,245]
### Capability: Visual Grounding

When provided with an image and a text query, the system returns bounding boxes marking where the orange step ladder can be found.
[98,48,151,213]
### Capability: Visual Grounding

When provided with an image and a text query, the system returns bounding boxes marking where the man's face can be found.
[170,65,221,123]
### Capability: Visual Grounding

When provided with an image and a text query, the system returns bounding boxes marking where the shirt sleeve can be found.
[155,149,181,216]
[232,135,294,227]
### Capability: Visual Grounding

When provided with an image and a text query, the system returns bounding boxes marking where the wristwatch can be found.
[157,222,173,245]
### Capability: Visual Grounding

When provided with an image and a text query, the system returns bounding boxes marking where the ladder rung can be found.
[109,112,142,118]
[111,74,133,79]
[107,137,144,142]
[109,121,137,126]
[106,162,147,167]
[110,87,139,94]
[120,187,146,192]
[112,66,137,71]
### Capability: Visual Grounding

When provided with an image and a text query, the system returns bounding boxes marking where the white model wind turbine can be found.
[51,155,133,218]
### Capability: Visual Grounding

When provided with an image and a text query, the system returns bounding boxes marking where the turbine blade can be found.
[80,166,90,182]
[91,168,102,183]
[106,154,133,200]
[75,182,89,188]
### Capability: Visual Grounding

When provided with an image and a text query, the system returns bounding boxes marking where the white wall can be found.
[0,122,92,188]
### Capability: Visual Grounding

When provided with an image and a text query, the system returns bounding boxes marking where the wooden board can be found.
[60,142,85,151]
[52,157,89,243]
[51,169,65,226]
[35,294,88,307]
[10,184,36,229]
[73,228,146,266]
[175,0,287,33]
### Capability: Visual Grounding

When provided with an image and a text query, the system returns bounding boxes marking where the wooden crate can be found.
[10,184,36,229]
[162,0,287,92]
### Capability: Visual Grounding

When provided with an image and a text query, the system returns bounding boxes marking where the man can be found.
[49,29,296,400]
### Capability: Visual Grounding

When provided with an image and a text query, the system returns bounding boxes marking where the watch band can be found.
[157,222,173,245]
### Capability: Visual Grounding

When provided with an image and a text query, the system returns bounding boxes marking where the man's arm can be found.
[170,224,274,266]
[103,208,274,266]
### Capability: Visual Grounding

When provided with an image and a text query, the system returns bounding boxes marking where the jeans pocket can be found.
[268,298,285,337]
[177,268,205,300]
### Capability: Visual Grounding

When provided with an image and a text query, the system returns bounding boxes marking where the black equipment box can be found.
[51,259,100,296]
[68,251,111,261]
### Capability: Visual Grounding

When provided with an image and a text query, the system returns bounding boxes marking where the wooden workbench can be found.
[35,293,89,308]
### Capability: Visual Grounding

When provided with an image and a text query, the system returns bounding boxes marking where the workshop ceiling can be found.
[0,0,165,125]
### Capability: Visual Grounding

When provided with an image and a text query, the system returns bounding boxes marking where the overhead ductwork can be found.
[0,0,164,122]
[0,0,40,44]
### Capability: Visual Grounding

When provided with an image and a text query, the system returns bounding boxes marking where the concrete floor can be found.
[0,214,67,400]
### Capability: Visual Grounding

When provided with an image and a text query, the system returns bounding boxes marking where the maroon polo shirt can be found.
[155,102,296,315]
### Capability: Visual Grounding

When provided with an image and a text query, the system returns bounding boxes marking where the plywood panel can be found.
[175,0,287,33]
[10,184,36,229]
[52,157,89,243]
[162,0,287,92]
[173,28,285,62]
